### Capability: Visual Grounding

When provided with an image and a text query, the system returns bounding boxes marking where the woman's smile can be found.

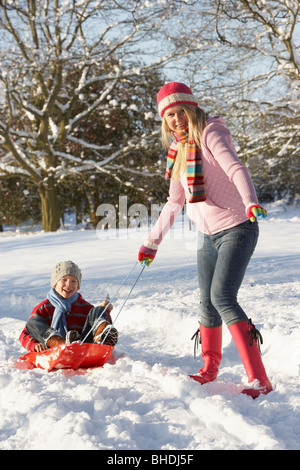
[164,105,188,132]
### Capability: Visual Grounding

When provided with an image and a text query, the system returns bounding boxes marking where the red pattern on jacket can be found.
[19,294,94,352]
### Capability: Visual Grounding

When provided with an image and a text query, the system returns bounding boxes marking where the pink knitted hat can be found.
[157,82,198,117]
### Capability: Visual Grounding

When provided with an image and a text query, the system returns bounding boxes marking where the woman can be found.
[138,82,272,399]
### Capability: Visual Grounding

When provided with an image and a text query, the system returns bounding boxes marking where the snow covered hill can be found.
[0,201,299,450]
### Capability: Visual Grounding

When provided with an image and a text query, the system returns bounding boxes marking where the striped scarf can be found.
[165,128,206,203]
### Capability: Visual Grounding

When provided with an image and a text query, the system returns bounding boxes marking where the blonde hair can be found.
[161,104,207,180]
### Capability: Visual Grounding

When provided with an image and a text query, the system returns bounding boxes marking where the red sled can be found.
[18,342,114,371]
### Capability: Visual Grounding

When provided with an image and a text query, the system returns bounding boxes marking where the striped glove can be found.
[138,241,158,266]
[246,204,268,222]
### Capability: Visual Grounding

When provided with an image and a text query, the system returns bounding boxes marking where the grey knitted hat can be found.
[50,261,82,288]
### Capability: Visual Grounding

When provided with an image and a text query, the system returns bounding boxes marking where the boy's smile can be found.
[54,275,79,298]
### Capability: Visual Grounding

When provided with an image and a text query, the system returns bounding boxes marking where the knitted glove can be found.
[138,241,158,266]
[246,203,268,222]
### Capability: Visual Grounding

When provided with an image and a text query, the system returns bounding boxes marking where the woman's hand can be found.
[138,241,158,266]
[246,204,267,222]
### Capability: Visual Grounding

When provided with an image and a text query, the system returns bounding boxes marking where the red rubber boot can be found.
[190,325,222,384]
[229,320,272,399]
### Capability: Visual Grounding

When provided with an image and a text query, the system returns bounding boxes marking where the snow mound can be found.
[0,203,299,450]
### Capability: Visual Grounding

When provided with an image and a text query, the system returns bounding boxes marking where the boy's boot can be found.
[229,319,272,399]
[47,331,80,348]
[190,325,222,384]
[47,335,65,348]
[66,330,81,343]
[93,319,118,346]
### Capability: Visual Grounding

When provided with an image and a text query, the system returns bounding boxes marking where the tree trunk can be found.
[39,184,60,232]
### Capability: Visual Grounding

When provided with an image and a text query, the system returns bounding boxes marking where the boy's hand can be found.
[34,343,46,352]
[99,299,113,312]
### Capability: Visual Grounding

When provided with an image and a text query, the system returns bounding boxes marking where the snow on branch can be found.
[0,162,30,177]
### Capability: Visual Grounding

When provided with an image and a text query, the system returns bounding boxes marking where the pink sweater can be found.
[148,117,258,242]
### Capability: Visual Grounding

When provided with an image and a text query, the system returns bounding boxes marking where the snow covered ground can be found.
[0,201,299,451]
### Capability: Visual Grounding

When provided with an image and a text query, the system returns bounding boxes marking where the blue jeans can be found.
[26,305,111,347]
[197,220,259,328]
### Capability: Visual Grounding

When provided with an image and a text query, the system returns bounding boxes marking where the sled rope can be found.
[80,262,145,345]
[100,263,146,345]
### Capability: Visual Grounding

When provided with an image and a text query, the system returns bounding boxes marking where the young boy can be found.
[19,260,118,352]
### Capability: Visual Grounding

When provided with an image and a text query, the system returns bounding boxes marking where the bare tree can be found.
[166,0,300,200]
[214,0,300,199]
[0,0,189,231]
